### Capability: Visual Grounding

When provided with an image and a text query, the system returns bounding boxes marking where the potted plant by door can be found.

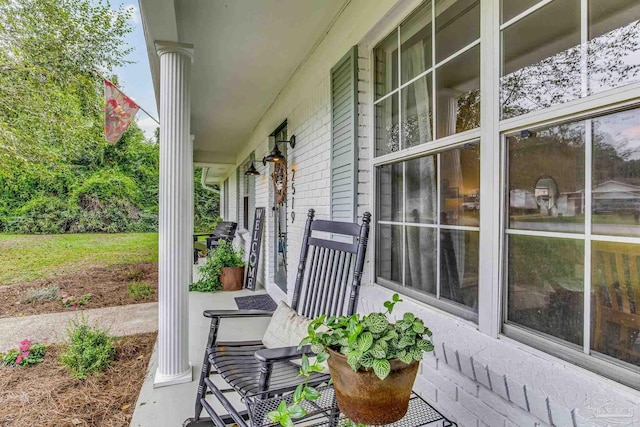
[300,294,434,425]
[190,241,245,292]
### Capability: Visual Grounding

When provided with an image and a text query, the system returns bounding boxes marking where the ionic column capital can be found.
[155,40,194,62]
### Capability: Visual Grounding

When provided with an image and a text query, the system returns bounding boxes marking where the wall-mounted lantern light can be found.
[263,135,296,163]
[244,161,261,176]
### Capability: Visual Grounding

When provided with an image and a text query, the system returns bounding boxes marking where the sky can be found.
[111,2,158,140]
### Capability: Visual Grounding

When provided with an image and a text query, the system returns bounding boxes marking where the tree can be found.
[0,0,133,166]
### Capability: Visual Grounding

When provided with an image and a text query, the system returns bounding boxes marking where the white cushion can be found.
[262,301,311,349]
[262,301,328,372]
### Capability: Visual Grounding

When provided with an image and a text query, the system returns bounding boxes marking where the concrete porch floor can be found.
[130,263,270,427]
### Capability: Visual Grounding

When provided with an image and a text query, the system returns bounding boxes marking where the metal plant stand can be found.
[249,385,457,427]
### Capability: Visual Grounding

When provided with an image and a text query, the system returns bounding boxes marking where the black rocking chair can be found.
[191,209,371,427]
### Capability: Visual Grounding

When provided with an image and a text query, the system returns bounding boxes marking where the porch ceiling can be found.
[140,0,348,171]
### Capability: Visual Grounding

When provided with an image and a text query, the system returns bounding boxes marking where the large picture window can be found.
[505,107,640,375]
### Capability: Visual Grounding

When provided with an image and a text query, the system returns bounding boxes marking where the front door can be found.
[272,125,288,291]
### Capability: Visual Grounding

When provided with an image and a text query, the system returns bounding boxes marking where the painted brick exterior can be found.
[212,0,640,425]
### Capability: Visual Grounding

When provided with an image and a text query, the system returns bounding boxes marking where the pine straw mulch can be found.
[0,262,158,318]
[0,332,156,427]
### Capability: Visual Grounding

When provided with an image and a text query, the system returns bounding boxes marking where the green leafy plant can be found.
[268,353,327,427]
[269,294,434,426]
[60,317,116,379]
[302,294,434,380]
[189,241,244,292]
[1,339,47,366]
[128,283,154,300]
[20,284,59,304]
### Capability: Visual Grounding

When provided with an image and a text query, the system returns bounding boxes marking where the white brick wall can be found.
[285,77,332,300]
[359,285,640,427]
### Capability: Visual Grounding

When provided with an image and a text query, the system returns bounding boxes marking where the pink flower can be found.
[22,351,29,358]
[71,301,78,306]
[15,355,22,364]
[43,338,49,341]
[20,339,31,345]
[19,343,30,352]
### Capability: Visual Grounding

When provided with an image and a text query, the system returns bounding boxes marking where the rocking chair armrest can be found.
[203,309,274,319]
[254,345,315,363]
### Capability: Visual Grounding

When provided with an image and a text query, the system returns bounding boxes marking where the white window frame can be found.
[367,0,640,389]
[370,0,482,323]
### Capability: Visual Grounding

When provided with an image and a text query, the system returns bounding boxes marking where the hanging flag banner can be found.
[104,80,139,145]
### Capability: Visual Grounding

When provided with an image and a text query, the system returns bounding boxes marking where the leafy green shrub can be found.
[74,169,141,208]
[1,339,47,367]
[190,241,244,292]
[128,283,154,300]
[60,318,116,379]
[20,284,60,304]
[7,196,79,234]
[70,198,140,233]
[134,208,158,232]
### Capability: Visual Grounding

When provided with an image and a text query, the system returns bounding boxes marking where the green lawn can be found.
[0,233,158,285]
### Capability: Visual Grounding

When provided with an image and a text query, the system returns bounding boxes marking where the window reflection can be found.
[592,110,640,237]
[401,74,433,149]
[588,0,640,95]
[405,226,437,293]
[375,93,399,155]
[501,0,541,24]
[507,122,585,233]
[401,2,432,84]
[507,234,584,346]
[375,144,479,314]
[436,45,480,137]
[374,31,398,100]
[440,144,480,227]
[406,155,437,224]
[435,0,480,63]
[377,162,403,222]
[591,241,640,367]
[501,0,640,119]
[441,230,479,311]
[501,0,581,119]
[377,224,403,285]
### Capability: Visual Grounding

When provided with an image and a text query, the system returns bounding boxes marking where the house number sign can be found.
[244,207,266,291]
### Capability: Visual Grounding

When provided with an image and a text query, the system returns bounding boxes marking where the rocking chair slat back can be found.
[291,209,371,319]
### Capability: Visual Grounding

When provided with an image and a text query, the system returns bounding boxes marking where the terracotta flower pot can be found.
[326,347,419,425]
[219,266,244,291]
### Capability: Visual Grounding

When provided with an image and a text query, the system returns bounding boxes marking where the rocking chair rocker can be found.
[190,209,371,427]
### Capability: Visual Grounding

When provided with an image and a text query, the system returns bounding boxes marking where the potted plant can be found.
[190,241,245,292]
[300,294,434,425]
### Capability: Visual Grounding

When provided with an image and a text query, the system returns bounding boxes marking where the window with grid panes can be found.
[500,0,640,387]
[374,0,481,320]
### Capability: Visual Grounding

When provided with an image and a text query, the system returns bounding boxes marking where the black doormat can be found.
[234,294,277,311]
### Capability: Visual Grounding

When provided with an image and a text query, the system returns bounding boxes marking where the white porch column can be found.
[154,41,194,387]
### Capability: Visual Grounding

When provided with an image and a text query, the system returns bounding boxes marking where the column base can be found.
[153,365,193,388]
